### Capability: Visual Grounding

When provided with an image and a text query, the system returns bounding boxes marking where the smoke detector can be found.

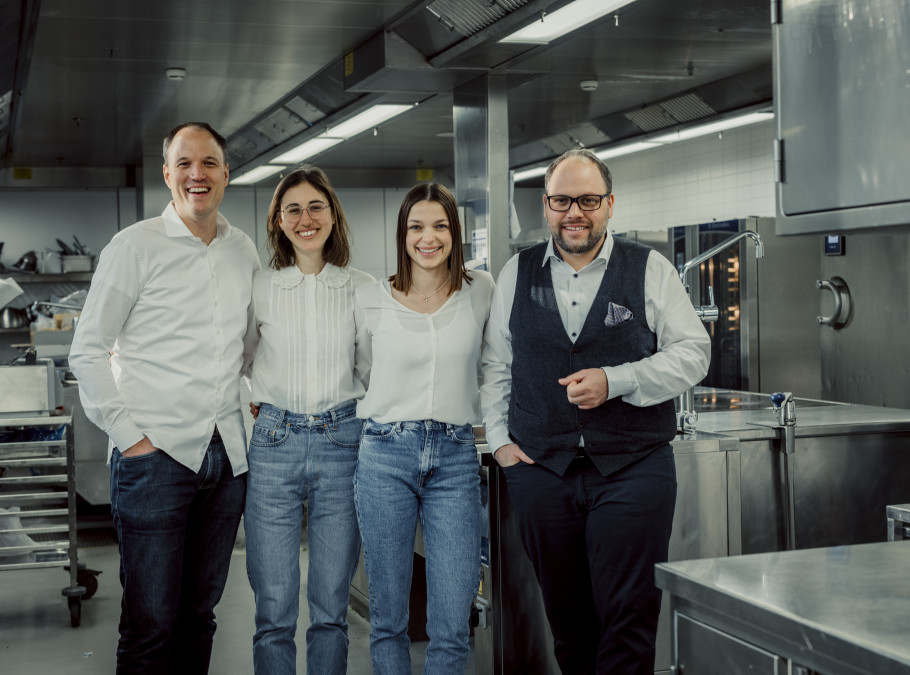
[580,79,598,92]
[166,68,187,81]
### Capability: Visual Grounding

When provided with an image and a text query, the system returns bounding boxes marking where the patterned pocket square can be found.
[604,302,634,327]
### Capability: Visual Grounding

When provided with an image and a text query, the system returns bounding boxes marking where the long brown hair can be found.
[265,166,352,270]
[389,183,472,294]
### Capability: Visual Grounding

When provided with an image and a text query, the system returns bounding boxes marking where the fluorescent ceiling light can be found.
[268,104,414,166]
[271,137,344,165]
[650,111,775,143]
[596,110,774,160]
[513,165,549,182]
[596,140,667,160]
[500,0,637,44]
[230,164,286,186]
[324,104,413,139]
[514,110,774,181]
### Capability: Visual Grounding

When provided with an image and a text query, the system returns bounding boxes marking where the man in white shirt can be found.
[69,122,260,674]
[481,149,710,674]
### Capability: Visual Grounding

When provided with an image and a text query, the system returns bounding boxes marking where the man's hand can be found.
[122,436,156,458]
[493,443,536,468]
[249,403,260,420]
[558,368,609,409]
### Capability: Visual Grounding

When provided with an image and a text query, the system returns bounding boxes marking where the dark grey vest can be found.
[508,237,676,476]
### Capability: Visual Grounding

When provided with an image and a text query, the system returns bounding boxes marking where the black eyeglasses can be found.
[545,194,609,212]
[282,203,329,221]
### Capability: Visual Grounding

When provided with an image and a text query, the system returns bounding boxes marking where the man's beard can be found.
[552,221,606,255]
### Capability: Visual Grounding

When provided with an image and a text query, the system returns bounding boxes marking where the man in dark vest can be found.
[481,148,710,674]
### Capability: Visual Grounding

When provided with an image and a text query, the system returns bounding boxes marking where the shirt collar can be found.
[161,202,231,241]
[543,233,613,269]
[272,262,351,289]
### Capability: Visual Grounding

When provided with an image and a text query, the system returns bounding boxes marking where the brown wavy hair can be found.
[390,182,472,295]
[265,166,352,270]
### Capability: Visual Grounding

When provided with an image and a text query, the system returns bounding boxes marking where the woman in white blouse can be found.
[353,183,495,674]
[245,166,373,675]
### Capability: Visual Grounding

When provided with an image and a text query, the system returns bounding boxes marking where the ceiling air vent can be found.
[427,0,531,37]
[625,93,716,132]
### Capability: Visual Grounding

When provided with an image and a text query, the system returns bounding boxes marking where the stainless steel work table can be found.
[656,541,910,674]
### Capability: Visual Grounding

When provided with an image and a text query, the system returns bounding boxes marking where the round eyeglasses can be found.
[545,194,609,212]
[281,202,329,222]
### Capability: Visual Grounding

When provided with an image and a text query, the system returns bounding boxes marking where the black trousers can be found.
[503,444,676,675]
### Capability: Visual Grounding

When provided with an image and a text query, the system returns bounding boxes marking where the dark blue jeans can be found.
[110,438,246,675]
[503,444,676,675]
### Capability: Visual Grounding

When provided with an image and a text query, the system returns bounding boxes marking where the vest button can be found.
[571,348,579,354]
[578,420,585,427]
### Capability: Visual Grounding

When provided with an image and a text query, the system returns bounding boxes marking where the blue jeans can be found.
[245,401,362,675]
[354,419,481,675]
[110,437,245,675]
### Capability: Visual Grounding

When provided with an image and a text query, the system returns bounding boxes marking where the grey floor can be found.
[0,519,472,674]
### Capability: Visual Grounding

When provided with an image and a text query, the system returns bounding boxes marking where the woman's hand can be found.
[249,403,260,420]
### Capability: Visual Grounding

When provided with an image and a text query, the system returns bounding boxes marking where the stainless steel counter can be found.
[656,541,910,674]
[472,387,910,674]
[693,386,910,438]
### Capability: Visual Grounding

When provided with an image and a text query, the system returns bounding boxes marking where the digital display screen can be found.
[824,234,845,256]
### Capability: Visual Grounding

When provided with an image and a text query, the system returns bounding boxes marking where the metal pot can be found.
[0,307,29,329]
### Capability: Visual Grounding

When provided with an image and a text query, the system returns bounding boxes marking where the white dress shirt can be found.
[69,203,261,475]
[249,263,374,414]
[481,235,711,453]
[354,271,495,426]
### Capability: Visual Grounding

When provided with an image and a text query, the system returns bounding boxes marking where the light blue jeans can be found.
[245,401,362,675]
[354,419,481,675]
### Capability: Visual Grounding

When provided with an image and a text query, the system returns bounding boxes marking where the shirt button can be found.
[571,301,577,306]
[571,332,577,337]
[573,274,578,278]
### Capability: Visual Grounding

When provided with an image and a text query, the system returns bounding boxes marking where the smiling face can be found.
[544,156,614,261]
[276,181,334,264]
[162,126,228,230]
[405,199,453,275]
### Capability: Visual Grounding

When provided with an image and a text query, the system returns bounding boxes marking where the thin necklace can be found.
[410,280,448,302]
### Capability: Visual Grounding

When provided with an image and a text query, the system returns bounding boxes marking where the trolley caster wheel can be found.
[76,568,101,600]
[68,597,81,628]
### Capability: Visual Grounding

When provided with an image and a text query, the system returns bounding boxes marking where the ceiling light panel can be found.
[500,0,637,44]
[231,164,286,186]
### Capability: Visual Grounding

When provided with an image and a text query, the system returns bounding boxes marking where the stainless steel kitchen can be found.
[2,0,910,673]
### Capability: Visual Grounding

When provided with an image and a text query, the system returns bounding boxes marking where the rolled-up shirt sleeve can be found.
[480,255,519,453]
[603,250,710,406]
[68,236,145,452]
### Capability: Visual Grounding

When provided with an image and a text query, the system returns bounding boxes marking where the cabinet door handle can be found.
[816,277,851,328]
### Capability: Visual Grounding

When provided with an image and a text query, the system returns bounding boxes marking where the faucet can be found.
[675,229,764,434]
[678,229,764,292]
[770,392,797,550]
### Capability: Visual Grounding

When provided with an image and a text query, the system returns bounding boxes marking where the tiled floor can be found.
[0,520,462,674]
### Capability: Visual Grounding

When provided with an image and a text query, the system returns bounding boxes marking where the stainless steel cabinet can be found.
[774,0,910,234]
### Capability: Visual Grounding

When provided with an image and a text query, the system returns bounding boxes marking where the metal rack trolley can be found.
[0,414,91,626]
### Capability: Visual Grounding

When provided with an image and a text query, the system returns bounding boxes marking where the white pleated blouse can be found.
[250,263,375,414]
[354,271,495,426]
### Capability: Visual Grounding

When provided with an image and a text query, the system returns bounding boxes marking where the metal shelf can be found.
[0,414,86,625]
[2,273,92,283]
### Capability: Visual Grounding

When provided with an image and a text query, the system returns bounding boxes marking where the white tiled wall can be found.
[513,119,776,239]
[607,120,776,233]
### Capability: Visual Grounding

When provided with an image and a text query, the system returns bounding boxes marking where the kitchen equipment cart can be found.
[0,413,92,626]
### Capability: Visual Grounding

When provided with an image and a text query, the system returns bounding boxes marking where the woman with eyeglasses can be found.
[353,182,495,674]
[245,166,373,675]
